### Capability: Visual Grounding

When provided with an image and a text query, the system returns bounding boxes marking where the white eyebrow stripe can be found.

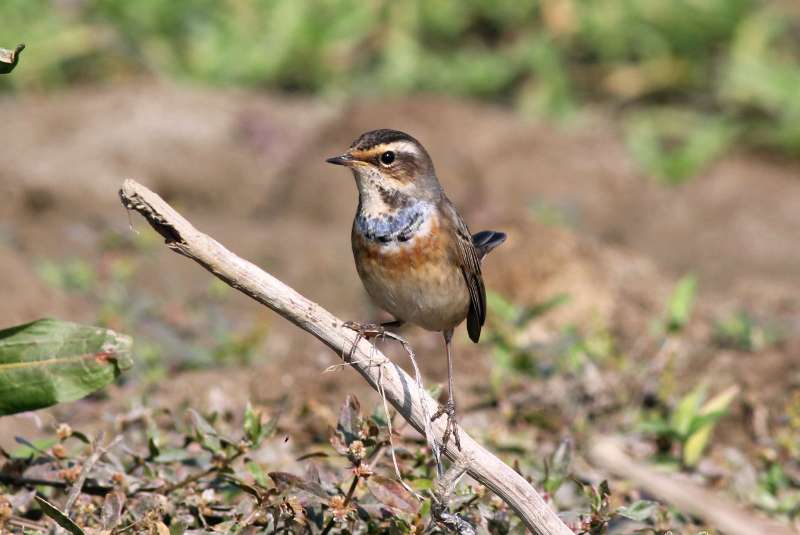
[385,140,421,157]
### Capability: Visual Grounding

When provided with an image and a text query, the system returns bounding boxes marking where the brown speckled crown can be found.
[350,129,420,151]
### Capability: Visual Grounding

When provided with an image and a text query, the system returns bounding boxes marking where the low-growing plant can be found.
[3,0,800,173]
[713,311,781,352]
[485,291,570,389]
[657,274,698,335]
[638,384,739,468]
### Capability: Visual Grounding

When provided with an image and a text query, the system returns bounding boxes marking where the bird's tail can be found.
[472,230,507,261]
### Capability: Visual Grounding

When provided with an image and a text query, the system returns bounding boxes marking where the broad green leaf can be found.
[0,43,24,74]
[0,319,132,416]
[36,496,85,535]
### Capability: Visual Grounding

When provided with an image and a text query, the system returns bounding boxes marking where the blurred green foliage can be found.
[1,0,800,174]
[638,384,739,468]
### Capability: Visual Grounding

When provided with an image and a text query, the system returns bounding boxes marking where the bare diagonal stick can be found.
[118,179,572,535]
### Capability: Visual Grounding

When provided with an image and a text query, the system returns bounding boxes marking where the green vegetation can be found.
[0,319,131,416]
[32,241,268,376]
[659,274,697,334]
[2,0,800,179]
[638,384,739,468]
[0,43,24,73]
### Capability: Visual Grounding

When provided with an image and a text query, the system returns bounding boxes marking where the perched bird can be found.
[326,129,506,450]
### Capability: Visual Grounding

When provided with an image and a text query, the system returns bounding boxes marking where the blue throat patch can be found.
[355,203,428,244]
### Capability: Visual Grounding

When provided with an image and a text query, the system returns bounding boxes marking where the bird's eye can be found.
[380,151,396,166]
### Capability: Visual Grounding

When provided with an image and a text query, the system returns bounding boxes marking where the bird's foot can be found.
[343,321,409,361]
[432,399,461,452]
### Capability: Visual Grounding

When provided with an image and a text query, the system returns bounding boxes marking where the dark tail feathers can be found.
[472,230,507,260]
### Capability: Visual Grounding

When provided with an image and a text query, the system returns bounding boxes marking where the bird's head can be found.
[326,129,441,202]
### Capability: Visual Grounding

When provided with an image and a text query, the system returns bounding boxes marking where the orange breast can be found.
[352,216,470,331]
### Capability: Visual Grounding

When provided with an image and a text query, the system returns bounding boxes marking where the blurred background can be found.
[1,0,800,532]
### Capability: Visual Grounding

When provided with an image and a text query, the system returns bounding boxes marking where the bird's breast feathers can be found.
[352,206,470,331]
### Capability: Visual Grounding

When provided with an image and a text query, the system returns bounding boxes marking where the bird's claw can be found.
[432,399,461,452]
[343,321,383,361]
[343,321,410,361]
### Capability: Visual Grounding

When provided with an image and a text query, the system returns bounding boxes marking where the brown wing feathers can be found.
[442,198,487,343]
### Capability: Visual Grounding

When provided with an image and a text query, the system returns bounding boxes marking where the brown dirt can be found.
[0,84,798,448]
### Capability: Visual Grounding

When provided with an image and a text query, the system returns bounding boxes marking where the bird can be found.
[326,129,506,450]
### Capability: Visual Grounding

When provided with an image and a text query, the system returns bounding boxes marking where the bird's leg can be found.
[432,329,461,451]
[343,319,405,361]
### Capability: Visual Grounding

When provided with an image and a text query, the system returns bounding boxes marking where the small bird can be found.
[327,129,506,450]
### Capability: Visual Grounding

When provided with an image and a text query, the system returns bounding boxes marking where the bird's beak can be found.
[325,153,355,166]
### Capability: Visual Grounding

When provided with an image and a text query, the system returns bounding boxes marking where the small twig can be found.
[161,449,247,495]
[118,179,572,535]
[64,433,122,516]
[8,516,48,532]
[0,474,112,495]
[432,460,476,535]
[589,436,795,535]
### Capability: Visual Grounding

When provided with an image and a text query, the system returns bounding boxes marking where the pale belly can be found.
[352,219,470,332]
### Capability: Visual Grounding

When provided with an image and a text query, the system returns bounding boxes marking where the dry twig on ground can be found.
[589,436,795,535]
[118,179,572,535]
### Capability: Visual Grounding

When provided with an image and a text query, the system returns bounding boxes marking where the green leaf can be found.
[682,385,738,466]
[0,319,132,416]
[544,438,573,495]
[189,409,222,453]
[486,291,517,323]
[670,384,706,438]
[246,460,272,488]
[683,423,713,467]
[244,402,263,445]
[0,44,24,74]
[11,437,57,459]
[36,496,85,535]
[152,448,192,463]
[517,293,571,327]
[616,500,658,522]
[665,275,697,332]
[699,385,739,416]
[243,402,279,447]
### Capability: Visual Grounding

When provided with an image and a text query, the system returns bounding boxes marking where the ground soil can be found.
[0,83,798,450]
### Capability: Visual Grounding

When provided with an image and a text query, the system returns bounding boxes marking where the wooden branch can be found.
[118,179,572,535]
[589,436,795,535]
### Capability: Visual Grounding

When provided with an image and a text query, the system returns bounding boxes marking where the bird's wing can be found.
[441,198,485,343]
